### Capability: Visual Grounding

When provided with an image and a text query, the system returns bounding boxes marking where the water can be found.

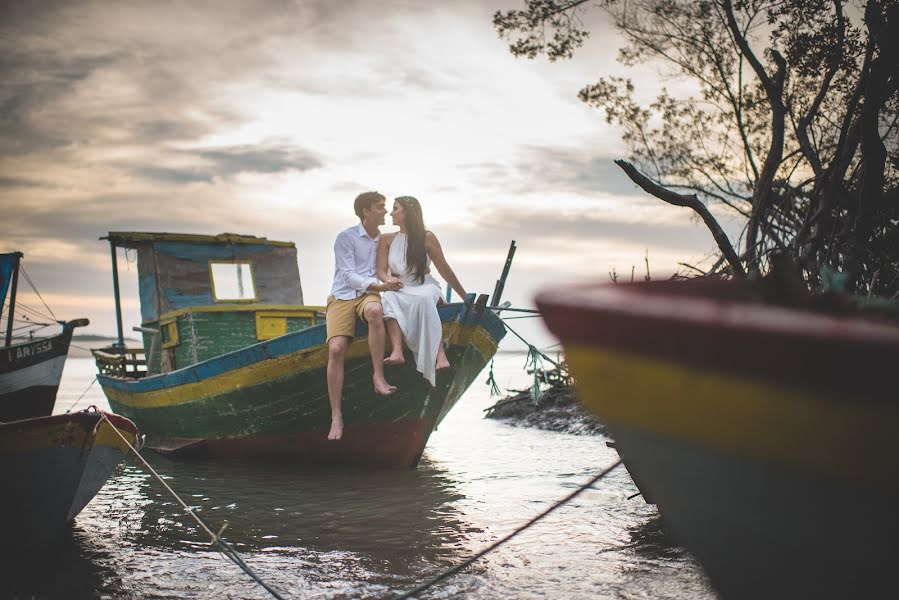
[4,355,717,599]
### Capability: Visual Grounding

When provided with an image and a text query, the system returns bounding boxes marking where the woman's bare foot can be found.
[373,376,397,395]
[436,344,451,370]
[328,417,343,440]
[384,352,406,366]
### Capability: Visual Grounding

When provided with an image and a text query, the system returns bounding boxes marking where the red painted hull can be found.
[200,418,433,468]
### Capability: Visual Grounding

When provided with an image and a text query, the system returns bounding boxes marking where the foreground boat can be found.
[537,279,899,600]
[92,232,505,468]
[0,408,139,546]
[1,252,88,421]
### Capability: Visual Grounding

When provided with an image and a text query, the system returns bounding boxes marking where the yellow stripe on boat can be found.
[565,343,899,486]
[105,322,498,409]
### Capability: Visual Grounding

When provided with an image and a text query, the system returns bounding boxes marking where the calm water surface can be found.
[4,354,717,599]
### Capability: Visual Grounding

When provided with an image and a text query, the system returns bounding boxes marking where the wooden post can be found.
[491,241,516,307]
[109,240,125,351]
[4,252,22,347]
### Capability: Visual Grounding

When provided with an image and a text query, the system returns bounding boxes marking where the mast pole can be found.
[491,241,516,307]
[4,252,22,347]
[109,240,125,350]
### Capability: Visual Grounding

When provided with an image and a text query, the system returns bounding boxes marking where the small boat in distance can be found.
[537,278,899,600]
[92,232,505,468]
[1,251,89,421]
[0,408,139,547]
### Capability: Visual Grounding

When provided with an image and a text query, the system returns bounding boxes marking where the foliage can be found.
[495,0,899,296]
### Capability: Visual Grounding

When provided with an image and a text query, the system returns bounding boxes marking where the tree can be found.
[495,0,899,295]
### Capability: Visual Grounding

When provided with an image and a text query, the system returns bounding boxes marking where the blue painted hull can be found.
[0,410,139,547]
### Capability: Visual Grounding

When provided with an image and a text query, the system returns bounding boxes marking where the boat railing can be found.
[92,346,147,379]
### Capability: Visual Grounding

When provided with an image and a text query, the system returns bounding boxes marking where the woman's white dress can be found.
[381,233,443,386]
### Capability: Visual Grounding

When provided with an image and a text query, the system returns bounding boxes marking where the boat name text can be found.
[14,340,53,361]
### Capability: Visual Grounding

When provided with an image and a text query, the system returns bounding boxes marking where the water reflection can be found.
[125,454,477,575]
[25,356,718,599]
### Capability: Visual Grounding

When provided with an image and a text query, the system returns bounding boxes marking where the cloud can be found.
[459,145,639,197]
[0,0,732,342]
[0,176,50,189]
[128,143,324,184]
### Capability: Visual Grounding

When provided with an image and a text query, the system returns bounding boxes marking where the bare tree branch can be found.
[615,159,746,277]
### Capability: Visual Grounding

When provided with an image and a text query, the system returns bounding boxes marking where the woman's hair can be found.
[395,196,428,283]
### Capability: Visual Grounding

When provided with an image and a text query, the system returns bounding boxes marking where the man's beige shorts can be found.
[326,292,381,341]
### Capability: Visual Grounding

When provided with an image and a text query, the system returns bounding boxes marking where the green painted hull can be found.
[98,305,504,468]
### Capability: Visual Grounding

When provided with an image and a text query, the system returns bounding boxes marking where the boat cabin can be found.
[94,232,323,378]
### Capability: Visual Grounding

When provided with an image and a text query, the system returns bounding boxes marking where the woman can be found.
[377,196,467,386]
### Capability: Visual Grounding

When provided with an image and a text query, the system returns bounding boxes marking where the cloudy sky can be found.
[1,0,737,348]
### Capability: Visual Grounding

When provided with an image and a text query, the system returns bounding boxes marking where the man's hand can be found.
[380,278,404,292]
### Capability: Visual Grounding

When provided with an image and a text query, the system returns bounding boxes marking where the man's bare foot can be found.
[327,417,343,440]
[384,352,405,366]
[373,376,397,395]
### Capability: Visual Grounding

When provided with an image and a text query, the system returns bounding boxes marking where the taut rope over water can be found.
[98,414,288,600]
[392,459,622,599]
[63,376,96,414]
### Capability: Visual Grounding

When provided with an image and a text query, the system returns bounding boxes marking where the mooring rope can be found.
[98,414,288,600]
[64,377,97,414]
[499,319,563,371]
[490,306,541,314]
[393,458,622,599]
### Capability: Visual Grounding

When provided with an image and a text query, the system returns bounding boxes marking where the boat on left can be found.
[0,251,140,546]
[1,251,90,421]
[0,408,140,546]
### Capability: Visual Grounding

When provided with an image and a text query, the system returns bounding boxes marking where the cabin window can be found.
[209,261,257,302]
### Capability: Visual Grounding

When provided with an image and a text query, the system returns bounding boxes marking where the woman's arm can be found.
[426,232,467,299]
[376,233,395,283]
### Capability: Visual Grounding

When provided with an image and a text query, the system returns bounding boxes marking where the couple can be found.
[325,191,467,441]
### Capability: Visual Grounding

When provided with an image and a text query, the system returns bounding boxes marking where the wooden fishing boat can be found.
[0,408,139,546]
[92,232,505,468]
[537,279,899,600]
[1,251,89,421]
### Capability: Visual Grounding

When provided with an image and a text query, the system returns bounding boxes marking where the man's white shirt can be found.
[329,224,381,300]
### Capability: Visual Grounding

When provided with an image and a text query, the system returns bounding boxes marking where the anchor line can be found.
[98,415,288,600]
[393,458,622,599]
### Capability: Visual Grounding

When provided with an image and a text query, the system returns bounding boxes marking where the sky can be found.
[0,0,740,349]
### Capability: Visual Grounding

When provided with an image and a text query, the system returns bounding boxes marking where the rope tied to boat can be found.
[485,358,502,397]
[498,319,561,371]
[393,458,622,599]
[98,414,288,600]
[64,376,97,414]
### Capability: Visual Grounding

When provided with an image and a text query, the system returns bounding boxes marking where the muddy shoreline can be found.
[483,382,606,436]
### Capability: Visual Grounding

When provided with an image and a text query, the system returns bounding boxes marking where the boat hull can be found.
[0,323,81,421]
[537,279,899,600]
[98,303,504,468]
[0,410,139,547]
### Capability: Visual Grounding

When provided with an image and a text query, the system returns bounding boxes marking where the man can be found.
[326,191,403,441]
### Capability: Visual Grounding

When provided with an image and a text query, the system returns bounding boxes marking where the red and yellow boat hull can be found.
[537,279,899,600]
